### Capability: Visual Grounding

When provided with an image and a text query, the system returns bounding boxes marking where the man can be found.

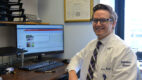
[67,4,137,80]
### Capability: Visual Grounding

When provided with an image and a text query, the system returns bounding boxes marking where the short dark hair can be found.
[93,4,118,22]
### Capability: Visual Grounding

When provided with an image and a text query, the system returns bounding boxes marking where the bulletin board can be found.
[64,0,94,22]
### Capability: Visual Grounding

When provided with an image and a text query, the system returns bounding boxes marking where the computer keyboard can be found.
[20,61,50,71]
[35,61,64,72]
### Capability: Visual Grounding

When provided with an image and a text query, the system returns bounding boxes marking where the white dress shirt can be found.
[67,33,137,80]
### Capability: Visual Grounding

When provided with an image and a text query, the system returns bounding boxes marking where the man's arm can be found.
[69,70,78,80]
[67,40,95,80]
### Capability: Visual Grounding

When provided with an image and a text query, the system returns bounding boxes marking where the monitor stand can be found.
[37,54,42,61]
[21,52,24,67]
[33,54,45,62]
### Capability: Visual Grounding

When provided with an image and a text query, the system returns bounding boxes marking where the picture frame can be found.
[64,0,94,22]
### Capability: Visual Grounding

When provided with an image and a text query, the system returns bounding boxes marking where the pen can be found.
[45,70,56,73]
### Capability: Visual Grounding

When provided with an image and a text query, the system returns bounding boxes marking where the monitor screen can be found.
[17,24,64,55]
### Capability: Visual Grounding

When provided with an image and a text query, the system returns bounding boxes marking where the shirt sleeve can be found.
[112,47,137,80]
[66,49,85,73]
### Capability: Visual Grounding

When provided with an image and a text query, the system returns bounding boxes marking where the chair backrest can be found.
[136,52,142,60]
[137,67,142,80]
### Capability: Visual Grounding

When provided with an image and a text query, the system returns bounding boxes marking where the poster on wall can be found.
[64,0,93,22]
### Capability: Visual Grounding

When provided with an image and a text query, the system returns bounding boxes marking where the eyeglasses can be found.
[92,18,112,24]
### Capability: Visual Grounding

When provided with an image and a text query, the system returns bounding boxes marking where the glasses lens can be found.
[92,18,112,24]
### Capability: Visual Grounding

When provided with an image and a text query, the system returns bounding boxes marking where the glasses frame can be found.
[92,18,113,24]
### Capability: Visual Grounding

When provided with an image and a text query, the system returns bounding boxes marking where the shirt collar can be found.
[98,32,114,46]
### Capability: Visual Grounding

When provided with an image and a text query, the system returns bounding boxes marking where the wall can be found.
[38,0,100,59]
[22,0,39,19]
[0,26,16,47]
[63,22,95,59]
[38,0,64,24]
[0,25,16,64]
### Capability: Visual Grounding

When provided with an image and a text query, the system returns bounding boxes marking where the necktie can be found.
[86,41,102,80]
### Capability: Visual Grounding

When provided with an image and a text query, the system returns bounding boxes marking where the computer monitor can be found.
[16,24,64,58]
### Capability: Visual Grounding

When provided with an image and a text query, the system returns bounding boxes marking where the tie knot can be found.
[96,41,102,49]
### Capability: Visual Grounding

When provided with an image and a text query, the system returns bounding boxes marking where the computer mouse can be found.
[62,59,70,64]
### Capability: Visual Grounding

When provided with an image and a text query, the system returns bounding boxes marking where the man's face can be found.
[92,10,116,40]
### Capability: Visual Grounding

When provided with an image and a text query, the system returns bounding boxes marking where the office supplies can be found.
[44,70,56,73]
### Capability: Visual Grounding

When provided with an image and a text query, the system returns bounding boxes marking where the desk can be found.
[1,65,67,80]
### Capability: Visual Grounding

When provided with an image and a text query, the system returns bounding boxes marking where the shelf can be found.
[0,47,27,56]
[0,21,49,25]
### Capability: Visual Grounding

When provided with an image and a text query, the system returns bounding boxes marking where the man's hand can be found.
[69,70,78,80]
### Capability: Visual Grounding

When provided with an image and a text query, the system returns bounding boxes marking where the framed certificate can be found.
[64,0,94,22]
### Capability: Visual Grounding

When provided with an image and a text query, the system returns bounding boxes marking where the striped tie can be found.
[86,41,102,80]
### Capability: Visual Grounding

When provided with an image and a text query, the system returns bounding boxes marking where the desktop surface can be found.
[1,65,67,80]
[1,58,68,80]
